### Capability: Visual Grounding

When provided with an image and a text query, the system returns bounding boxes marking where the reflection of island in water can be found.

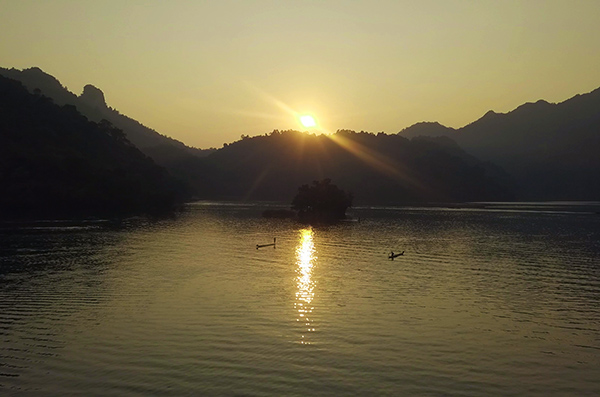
[294,228,317,344]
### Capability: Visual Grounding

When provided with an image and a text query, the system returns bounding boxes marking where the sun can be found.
[299,115,317,128]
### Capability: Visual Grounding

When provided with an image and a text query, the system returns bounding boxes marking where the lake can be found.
[1,202,599,396]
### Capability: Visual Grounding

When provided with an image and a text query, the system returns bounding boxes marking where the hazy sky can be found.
[2,0,600,148]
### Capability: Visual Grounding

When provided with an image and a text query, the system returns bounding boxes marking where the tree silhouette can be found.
[291,179,353,222]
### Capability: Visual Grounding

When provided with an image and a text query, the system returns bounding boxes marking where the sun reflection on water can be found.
[295,228,317,344]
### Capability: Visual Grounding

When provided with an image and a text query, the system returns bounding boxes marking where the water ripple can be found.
[0,205,599,395]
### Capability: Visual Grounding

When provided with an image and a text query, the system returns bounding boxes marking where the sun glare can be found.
[299,115,317,128]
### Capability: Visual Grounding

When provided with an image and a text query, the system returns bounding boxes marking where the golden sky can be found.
[1,0,599,148]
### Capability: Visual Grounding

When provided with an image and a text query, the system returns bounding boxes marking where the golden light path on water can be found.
[294,228,317,344]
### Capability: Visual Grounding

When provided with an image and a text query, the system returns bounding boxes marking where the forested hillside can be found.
[0,75,184,218]
[201,130,514,204]
[0,67,215,196]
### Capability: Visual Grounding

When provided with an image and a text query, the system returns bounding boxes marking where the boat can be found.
[256,237,277,249]
[388,251,404,260]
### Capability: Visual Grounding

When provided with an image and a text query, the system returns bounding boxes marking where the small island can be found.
[291,179,353,223]
[262,179,353,223]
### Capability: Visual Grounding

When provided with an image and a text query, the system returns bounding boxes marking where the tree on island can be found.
[291,179,353,223]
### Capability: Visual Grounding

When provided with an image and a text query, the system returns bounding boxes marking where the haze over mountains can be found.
[1,66,598,218]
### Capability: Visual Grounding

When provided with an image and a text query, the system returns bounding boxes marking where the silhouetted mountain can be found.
[201,130,514,204]
[80,84,108,111]
[398,121,455,139]
[398,88,600,200]
[0,75,184,219]
[0,67,215,195]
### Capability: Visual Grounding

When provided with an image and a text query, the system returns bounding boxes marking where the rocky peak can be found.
[79,84,107,110]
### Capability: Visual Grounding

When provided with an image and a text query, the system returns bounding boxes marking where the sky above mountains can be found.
[1,1,600,148]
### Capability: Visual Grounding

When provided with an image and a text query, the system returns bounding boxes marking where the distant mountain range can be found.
[0,72,515,211]
[398,89,600,200]
[2,66,598,212]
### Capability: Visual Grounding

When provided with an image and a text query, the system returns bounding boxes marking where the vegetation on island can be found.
[262,179,353,223]
[292,179,353,223]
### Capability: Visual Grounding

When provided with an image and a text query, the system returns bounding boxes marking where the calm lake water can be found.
[1,202,599,396]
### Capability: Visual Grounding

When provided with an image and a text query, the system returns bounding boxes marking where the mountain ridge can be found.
[200,130,515,204]
[0,75,184,218]
[4,66,596,202]
[398,86,600,199]
[0,66,216,196]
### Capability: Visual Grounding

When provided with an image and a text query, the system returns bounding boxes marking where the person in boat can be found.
[389,250,404,259]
